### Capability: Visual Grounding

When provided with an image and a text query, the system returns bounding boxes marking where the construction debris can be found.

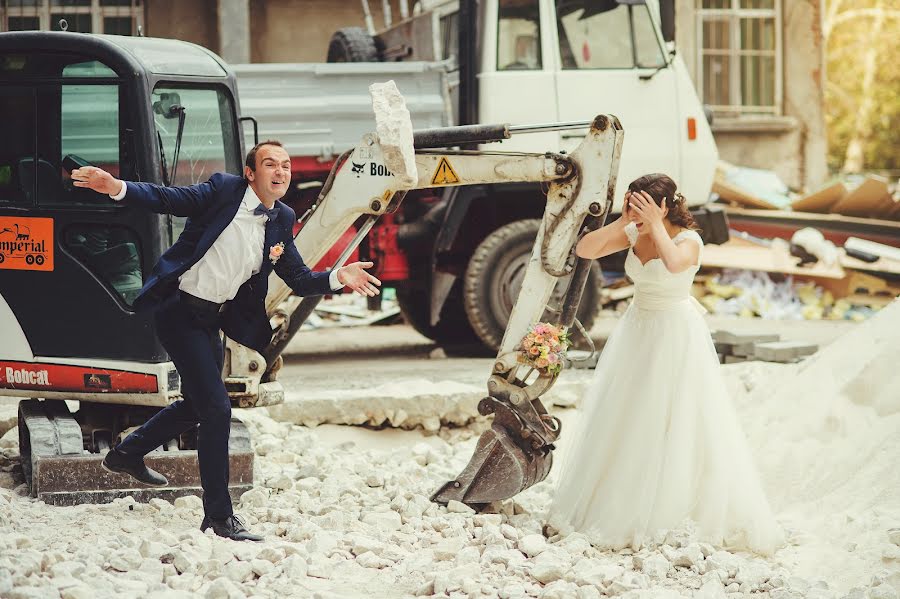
[713,330,818,364]
[299,289,402,329]
[695,269,884,321]
[712,162,791,210]
[0,304,897,599]
[713,161,899,222]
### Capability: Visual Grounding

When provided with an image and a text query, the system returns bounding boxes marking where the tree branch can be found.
[826,8,900,40]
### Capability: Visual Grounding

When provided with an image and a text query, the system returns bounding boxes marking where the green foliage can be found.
[825,0,900,172]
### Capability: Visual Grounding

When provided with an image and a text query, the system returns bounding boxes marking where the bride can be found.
[546,173,783,555]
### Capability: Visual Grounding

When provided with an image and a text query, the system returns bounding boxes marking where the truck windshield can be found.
[556,1,666,69]
[151,86,240,187]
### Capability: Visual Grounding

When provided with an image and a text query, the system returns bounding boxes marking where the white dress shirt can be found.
[111,181,343,303]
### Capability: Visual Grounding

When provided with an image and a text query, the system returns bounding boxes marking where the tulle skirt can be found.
[546,299,783,555]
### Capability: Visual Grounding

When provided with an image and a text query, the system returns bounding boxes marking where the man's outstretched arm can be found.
[71,166,219,217]
[275,241,382,299]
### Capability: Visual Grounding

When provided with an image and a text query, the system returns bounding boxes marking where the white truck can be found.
[51,0,727,352]
[227,0,727,351]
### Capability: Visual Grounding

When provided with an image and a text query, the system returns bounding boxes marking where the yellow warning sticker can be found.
[431,157,460,185]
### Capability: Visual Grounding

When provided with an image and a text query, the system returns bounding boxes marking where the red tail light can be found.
[687,117,697,141]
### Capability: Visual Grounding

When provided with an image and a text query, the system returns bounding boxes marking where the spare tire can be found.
[463,219,603,350]
[327,27,380,62]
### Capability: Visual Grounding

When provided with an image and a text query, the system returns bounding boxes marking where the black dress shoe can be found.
[200,515,263,542]
[101,447,168,487]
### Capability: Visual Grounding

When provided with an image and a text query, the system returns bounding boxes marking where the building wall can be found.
[675,0,827,191]
[248,0,402,63]
[145,0,219,53]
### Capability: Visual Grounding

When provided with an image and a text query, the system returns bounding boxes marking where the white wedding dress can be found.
[547,223,783,555]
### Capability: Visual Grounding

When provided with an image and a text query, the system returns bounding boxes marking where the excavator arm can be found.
[226,84,624,506]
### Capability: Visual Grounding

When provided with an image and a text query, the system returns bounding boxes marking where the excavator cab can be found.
[0,32,254,504]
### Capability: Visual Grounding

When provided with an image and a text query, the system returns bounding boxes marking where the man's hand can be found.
[337,261,382,297]
[71,166,123,196]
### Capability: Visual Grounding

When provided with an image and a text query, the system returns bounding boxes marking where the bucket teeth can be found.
[431,397,554,507]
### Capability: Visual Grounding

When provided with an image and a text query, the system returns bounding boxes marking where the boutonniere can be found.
[269,241,285,265]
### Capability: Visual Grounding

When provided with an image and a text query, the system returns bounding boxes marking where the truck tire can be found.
[327,27,380,63]
[396,284,481,346]
[463,219,603,350]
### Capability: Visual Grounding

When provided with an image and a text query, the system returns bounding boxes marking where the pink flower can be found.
[535,358,549,368]
[269,242,285,264]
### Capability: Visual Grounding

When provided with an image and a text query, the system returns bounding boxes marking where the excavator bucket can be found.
[431,397,555,506]
[18,399,254,506]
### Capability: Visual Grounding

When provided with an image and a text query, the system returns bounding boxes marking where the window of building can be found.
[0,0,143,35]
[497,0,542,71]
[556,1,665,70]
[698,0,781,116]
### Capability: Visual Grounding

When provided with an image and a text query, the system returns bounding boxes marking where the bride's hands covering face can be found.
[625,190,667,230]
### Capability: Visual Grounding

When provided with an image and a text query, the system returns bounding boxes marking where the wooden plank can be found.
[830,176,891,218]
[713,180,780,210]
[791,182,847,213]
[701,242,846,279]
[811,270,899,297]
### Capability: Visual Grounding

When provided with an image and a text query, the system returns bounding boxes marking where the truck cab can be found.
[374,0,718,209]
[326,0,726,348]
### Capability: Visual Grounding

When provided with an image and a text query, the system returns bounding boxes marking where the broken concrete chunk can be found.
[753,341,818,363]
[369,80,416,188]
[711,331,780,345]
[725,355,751,364]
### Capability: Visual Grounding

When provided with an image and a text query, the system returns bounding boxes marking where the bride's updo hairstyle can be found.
[627,173,698,231]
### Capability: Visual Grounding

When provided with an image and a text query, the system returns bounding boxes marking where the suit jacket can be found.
[125,173,333,353]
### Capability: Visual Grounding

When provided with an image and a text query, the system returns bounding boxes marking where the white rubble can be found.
[0,303,897,597]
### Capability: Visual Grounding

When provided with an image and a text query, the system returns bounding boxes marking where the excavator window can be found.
[0,51,143,304]
[151,85,241,244]
[0,86,35,207]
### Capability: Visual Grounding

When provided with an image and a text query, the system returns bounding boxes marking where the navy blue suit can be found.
[117,173,334,518]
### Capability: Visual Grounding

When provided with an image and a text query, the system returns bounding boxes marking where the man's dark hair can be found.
[245,140,286,171]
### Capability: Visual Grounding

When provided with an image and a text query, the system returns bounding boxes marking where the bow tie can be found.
[253,203,280,221]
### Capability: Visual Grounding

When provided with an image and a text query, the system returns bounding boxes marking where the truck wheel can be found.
[463,219,603,350]
[396,284,480,346]
[327,27,380,63]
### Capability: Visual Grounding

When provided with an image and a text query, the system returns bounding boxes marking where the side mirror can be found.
[659,0,675,44]
[152,92,182,119]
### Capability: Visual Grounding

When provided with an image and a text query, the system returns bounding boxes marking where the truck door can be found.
[551,0,680,207]
[478,0,561,152]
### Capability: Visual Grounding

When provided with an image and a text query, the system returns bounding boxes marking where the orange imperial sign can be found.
[0,216,53,271]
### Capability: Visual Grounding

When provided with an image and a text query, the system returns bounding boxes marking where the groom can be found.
[72,140,380,541]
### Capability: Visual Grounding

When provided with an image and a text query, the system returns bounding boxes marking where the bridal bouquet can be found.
[518,322,571,377]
